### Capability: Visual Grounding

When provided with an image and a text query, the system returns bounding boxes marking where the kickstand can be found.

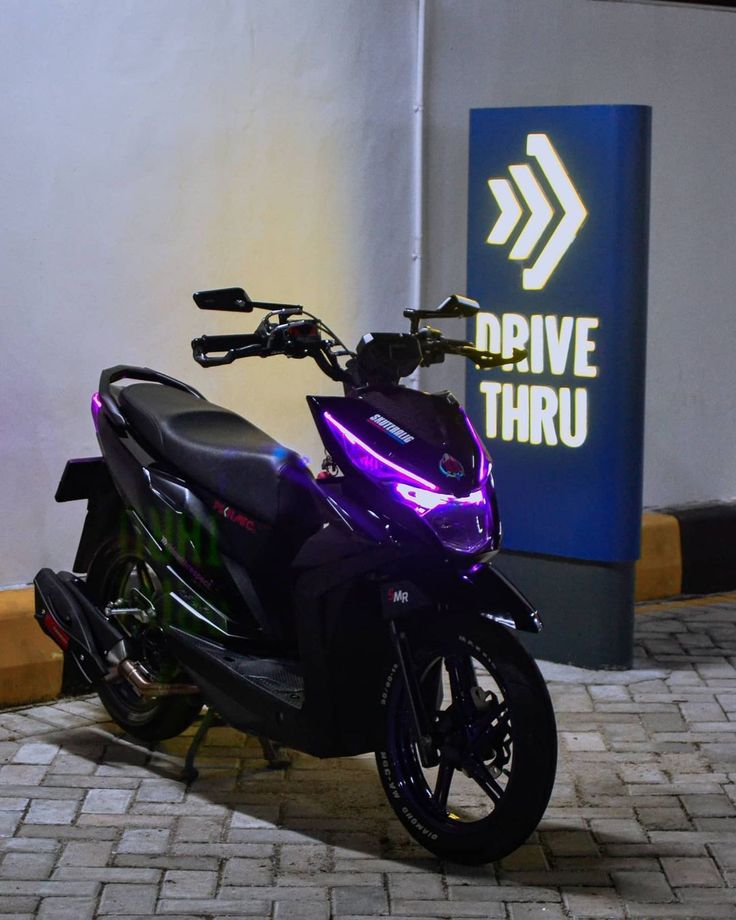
[181,708,222,783]
[258,735,292,770]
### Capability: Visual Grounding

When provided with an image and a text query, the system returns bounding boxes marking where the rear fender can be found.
[55,458,125,572]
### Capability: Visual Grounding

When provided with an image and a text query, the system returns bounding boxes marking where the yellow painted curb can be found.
[635,512,682,603]
[0,586,63,707]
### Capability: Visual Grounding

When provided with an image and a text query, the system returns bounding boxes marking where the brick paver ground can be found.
[1,592,735,918]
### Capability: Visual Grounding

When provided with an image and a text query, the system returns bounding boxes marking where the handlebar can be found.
[190,289,526,385]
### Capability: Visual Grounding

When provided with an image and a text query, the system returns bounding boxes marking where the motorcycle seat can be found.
[118,382,315,527]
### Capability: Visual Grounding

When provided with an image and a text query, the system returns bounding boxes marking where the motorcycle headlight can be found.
[393,480,497,554]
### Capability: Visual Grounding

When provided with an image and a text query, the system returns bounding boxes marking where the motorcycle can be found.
[34,287,556,864]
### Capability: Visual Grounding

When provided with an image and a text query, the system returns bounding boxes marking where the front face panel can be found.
[309,389,500,557]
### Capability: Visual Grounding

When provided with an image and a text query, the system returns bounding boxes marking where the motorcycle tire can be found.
[86,532,202,742]
[376,614,557,864]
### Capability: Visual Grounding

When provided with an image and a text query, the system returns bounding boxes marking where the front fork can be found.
[387,620,440,768]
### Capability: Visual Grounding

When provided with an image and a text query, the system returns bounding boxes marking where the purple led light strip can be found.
[91,391,102,427]
[462,409,489,485]
[322,411,437,491]
[395,482,484,515]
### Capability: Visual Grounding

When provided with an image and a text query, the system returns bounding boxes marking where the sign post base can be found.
[494,552,636,670]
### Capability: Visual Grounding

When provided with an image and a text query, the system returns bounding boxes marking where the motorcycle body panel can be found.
[93,407,288,642]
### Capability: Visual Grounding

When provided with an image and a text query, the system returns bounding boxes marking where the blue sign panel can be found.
[466,105,651,562]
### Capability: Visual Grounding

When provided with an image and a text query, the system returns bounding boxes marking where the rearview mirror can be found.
[193,287,253,312]
[403,294,480,333]
[434,294,480,318]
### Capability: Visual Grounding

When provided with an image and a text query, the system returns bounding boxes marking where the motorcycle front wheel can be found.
[376,615,557,864]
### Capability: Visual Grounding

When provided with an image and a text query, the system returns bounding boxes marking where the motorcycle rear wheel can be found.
[86,533,202,742]
[376,615,556,864]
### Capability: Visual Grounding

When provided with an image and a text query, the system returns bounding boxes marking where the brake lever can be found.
[454,344,528,369]
[192,337,233,367]
[192,342,265,368]
[193,351,235,367]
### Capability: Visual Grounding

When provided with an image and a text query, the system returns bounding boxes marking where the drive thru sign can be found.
[465,105,651,563]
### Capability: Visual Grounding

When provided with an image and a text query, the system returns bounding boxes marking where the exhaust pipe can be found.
[117,659,198,697]
[34,569,198,698]
[106,652,198,698]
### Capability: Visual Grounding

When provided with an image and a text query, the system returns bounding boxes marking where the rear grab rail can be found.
[98,365,205,431]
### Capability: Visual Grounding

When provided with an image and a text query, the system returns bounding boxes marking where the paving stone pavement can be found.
[1,592,736,919]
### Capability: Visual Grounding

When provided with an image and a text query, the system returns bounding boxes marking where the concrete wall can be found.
[421,0,736,510]
[0,0,415,586]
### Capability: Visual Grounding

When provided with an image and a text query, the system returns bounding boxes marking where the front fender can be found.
[381,560,542,633]
[464,562,542,633]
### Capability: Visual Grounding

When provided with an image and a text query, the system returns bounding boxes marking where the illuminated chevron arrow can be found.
[486,179,521,245]
[507,164,553,261]
[485,133,587,290]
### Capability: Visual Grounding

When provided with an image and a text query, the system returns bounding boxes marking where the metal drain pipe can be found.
[407,0,428,390]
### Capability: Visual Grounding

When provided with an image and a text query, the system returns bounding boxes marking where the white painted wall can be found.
[0,0,415,585]
[421,0,736,510]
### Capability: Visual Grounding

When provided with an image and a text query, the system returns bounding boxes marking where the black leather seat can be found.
[118,383,315,527]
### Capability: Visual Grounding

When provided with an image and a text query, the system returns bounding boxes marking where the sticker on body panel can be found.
[367,413,415,445]
[388,587,409,605]
[439,453,465,479]
[381,581,430,617]
[213,499,257,533]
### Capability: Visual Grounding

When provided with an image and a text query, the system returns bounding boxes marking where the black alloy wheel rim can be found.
[390,649,515,831]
